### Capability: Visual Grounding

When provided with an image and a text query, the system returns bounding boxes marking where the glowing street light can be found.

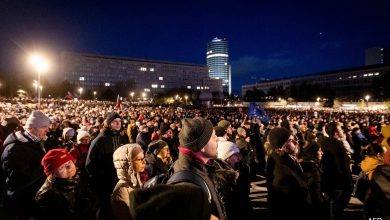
[185,95,188,105]
[142,92,146,100]
[317,97,321,102]
[93,91,97,100]
[130,92,134,101]
[79,87,83,99]
[29,53,48,109]
[365,95,370,107]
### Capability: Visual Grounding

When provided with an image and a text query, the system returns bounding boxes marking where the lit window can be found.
[161,85,165,88]
[187,86,191,89]
[151,84,158,88]
[374,72,380,76]
[150,68,154,72]
[140,67,147,71]
[196,86,200,90]
[79,77,85,81]
[105,82,110,87]
[205,86,210,89]
[159,77,163,80]
[363,74,368,77]
[144,88,150,92]
[353,75,357,78]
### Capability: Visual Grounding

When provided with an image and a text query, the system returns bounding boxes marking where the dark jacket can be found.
[145,152,170,178]
[86,129,129,190]
[85,129,129,219]
[320,137,353,195]
[364,165,390,219]
[266,151,311,220]
[173,152,227,220]
[1,131,46,218]
[36,172,99,220]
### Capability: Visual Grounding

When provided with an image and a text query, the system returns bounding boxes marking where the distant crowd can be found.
[0,97,389,220]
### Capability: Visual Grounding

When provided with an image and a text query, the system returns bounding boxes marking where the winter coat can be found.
[85,129,129,219]
[266,151,311,220]
[364,165,390,219]
[360,156,384,180]
[173,152,227,220]
[145,152,171,178]
[320,137,353,195]
[35,172,99,220]
[1,131,46,218]
[111,181,134,220]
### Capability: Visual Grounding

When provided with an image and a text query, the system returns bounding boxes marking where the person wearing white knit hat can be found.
[217,140,242,170]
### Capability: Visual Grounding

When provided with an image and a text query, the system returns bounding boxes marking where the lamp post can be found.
[365,95,370,108]
[79,87,83,100]
[93,91,97,100]
[130,92,134,102]
[29,54,48,109]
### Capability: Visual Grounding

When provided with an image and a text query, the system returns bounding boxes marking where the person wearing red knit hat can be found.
[35,149,99,219]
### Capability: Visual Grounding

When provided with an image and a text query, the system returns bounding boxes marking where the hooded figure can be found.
[111,144,145,220]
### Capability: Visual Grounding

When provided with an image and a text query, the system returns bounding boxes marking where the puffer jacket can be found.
[35,172,99,220]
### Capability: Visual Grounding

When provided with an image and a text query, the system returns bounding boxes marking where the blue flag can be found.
[246,102,270,124]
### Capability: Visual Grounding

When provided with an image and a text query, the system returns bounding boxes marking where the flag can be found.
[116,94,121,110]
[246,102,270,124]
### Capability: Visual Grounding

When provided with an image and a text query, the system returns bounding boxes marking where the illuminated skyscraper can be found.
[207,37,231,94]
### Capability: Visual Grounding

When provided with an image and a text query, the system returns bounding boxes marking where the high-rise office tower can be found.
[365,47,389,65]
[207,37,231,94]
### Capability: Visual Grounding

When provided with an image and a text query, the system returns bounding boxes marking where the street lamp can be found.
[93,91,97,100]
[142,92,146,100]
[365,95,370,107]
[29,54,48,109]
[130,92,134,101]
[79,87,83,100]
[317,97,321,102]
[185,95,188,105]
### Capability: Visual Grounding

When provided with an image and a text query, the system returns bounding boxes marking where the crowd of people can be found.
[0,97,389,220]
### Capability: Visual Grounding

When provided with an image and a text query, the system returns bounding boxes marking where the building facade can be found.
[365,47,390,65]
[207,37,231,94]
[242,64,390,100]
[61,52,222,97]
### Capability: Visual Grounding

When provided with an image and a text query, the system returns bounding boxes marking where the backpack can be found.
[352,170,370,202]
[143,169,211,202]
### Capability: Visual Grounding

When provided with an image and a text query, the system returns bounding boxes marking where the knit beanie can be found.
[41,149,75,176]
[217,140,240,161]
[179,117,213,152]
[148,140,168,155]
[217,120,231,130]
[62,127,75,139]
[25,111,50,129]
[160,123,171,135]
[214,126,226,137]
[77,130,91,144]
[1,117,20,127]
[267,127,292,149]
[104,112,121,125]
[237,127,245,136]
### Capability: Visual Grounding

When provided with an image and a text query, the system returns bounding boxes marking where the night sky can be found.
[1,0,389,94]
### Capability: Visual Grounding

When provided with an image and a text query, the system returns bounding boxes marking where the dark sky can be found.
[1,0,390,94]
